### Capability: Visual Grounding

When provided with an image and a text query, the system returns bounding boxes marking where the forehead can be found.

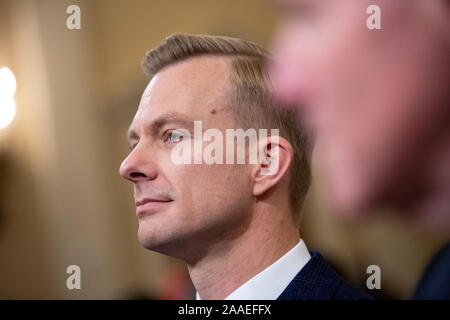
[131,55,233,130]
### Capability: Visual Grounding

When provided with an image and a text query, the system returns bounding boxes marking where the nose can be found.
[119,144,157,183]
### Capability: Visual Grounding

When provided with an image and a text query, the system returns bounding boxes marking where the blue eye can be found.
[167,131,183,143]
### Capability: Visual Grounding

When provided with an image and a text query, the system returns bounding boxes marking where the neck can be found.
[187,202,300,300]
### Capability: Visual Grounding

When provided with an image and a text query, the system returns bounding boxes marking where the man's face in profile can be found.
[270,0,450,217]
[119,56,253,260]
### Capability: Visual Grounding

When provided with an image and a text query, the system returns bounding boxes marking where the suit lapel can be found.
[277,251,343,300]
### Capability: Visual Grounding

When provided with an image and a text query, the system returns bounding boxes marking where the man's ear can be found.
[252,135,293,197]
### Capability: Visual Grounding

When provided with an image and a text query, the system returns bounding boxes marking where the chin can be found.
[137,222,165,250]
[138,234,173,255]
[400,193,450,234]
[137,222,189,259]
[327,168,386,218]
[331,190,371,219]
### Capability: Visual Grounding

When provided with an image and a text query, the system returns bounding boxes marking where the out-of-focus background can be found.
[0,0,447,299]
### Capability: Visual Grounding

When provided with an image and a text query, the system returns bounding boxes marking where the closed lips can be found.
[136,198,172,207]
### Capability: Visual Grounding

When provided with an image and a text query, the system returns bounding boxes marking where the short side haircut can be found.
[142,33,312,218]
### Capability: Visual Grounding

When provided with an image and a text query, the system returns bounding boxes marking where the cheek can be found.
[173,163,252,225]
[271,19,325,106]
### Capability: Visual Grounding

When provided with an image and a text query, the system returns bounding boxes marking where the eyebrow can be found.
[127,112,195,143]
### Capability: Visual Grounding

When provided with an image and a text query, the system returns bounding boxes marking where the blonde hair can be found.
[142,33,312,216]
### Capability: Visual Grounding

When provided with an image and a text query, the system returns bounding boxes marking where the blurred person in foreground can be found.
[269,0,450,299]
[119,33,371,300]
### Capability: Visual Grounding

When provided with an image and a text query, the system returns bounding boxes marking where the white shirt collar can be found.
[195,239,311,300]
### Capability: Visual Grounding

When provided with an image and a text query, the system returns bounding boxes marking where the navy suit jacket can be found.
[413,242,450,300]
[277,251,373,300]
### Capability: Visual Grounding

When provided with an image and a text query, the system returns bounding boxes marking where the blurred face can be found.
[119,56,253,260]
[270,0,450,217]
